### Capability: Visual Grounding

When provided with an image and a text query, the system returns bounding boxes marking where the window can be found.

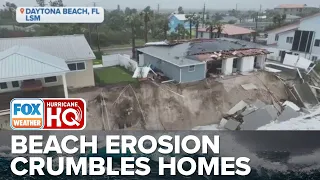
[286,37,293,44]
[275,34,279,41]
[44,76,57,83]
[0,82,7,89]
[201,32,203,38]
[68,62,85,71]
[315,39,320,47]
[312,56,318,61]
[188,65,195,72]
[11,81,19,88]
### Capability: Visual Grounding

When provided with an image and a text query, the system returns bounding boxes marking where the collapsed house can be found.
[136,39,270,83]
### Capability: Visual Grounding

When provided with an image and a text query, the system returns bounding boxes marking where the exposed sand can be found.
[69,71,288,130]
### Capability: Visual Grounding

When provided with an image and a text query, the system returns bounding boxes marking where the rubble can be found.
[282,100,300,111]
[241,108,274,130]
[219,118,228,128]
[252,99,266,109]
[221,95,303,130]
[277,106,301,122]
[224,119,241,130]
[227,100,248,115]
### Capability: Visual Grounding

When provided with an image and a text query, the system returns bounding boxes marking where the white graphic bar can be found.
[16,7,104,23]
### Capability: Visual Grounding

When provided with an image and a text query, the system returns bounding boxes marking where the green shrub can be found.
[93,51,102,60]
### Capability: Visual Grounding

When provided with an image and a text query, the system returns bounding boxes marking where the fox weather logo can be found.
[10,98,44,130]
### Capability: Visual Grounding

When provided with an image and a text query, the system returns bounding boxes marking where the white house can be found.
[266,13,320,62]
[274,4,306,15]
[0,35,96,97]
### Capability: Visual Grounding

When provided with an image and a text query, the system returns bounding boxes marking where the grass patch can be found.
[94,66,138,85]
[93,59,102,65]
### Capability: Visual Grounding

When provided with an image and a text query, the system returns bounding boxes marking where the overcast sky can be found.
[2,0,320,10]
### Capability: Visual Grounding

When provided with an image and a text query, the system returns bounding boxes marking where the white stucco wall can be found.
[277,30,295,50]
[238,56,255,72]
[267,32,277,45]
[221,58,234,75]
[66,60,95,88]
[298,15,320,56]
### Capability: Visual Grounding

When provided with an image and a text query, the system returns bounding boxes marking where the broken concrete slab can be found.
[252,99,266,109]
[282,101,300,112]
[263,105,278,120]
[241,83,258,90]
[241,107,256,116]
[277,106,301,122]
[227,100,248,115]
[293,83,319,107]
[224,119,241,130]
[219,118,228,128]
[241,109,273,130]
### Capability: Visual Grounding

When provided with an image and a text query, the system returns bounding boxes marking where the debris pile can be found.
[220,99,302,130]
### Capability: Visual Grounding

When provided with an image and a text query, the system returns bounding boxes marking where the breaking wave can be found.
[258,105,320,130]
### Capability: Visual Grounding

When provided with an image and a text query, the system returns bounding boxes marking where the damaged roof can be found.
[138,38,270,66]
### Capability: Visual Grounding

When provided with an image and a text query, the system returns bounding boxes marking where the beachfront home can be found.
[0,35,96,97]
[137,39,269,83]
[266,13,320,61]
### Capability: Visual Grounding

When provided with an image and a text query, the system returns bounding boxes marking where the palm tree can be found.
[140,10,153,43]
[185,13,196,39]
[175,24,187,39]
[273,14,286,27]
[206,21,214,39]
[214,21,224,38]
[160,18,170,40]
[125,14,141,59]
[206,20,224,39]
[3,2,17,30]
[193,15,201,38]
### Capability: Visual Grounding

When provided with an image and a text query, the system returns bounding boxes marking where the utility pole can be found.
[93,2,101,53]
[259,4,262,22]
[254,11,258,43]
[87,5,93,48]
[202,3,206,28]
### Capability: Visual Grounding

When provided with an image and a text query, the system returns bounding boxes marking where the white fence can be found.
[102,54,138,72]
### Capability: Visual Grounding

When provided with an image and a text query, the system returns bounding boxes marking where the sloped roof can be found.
[138,39,269,65]
[198,24,255,35]
[0,34,95,62]
[0,46,70,82]
[276,4,306,9]
[138,43,203,67]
